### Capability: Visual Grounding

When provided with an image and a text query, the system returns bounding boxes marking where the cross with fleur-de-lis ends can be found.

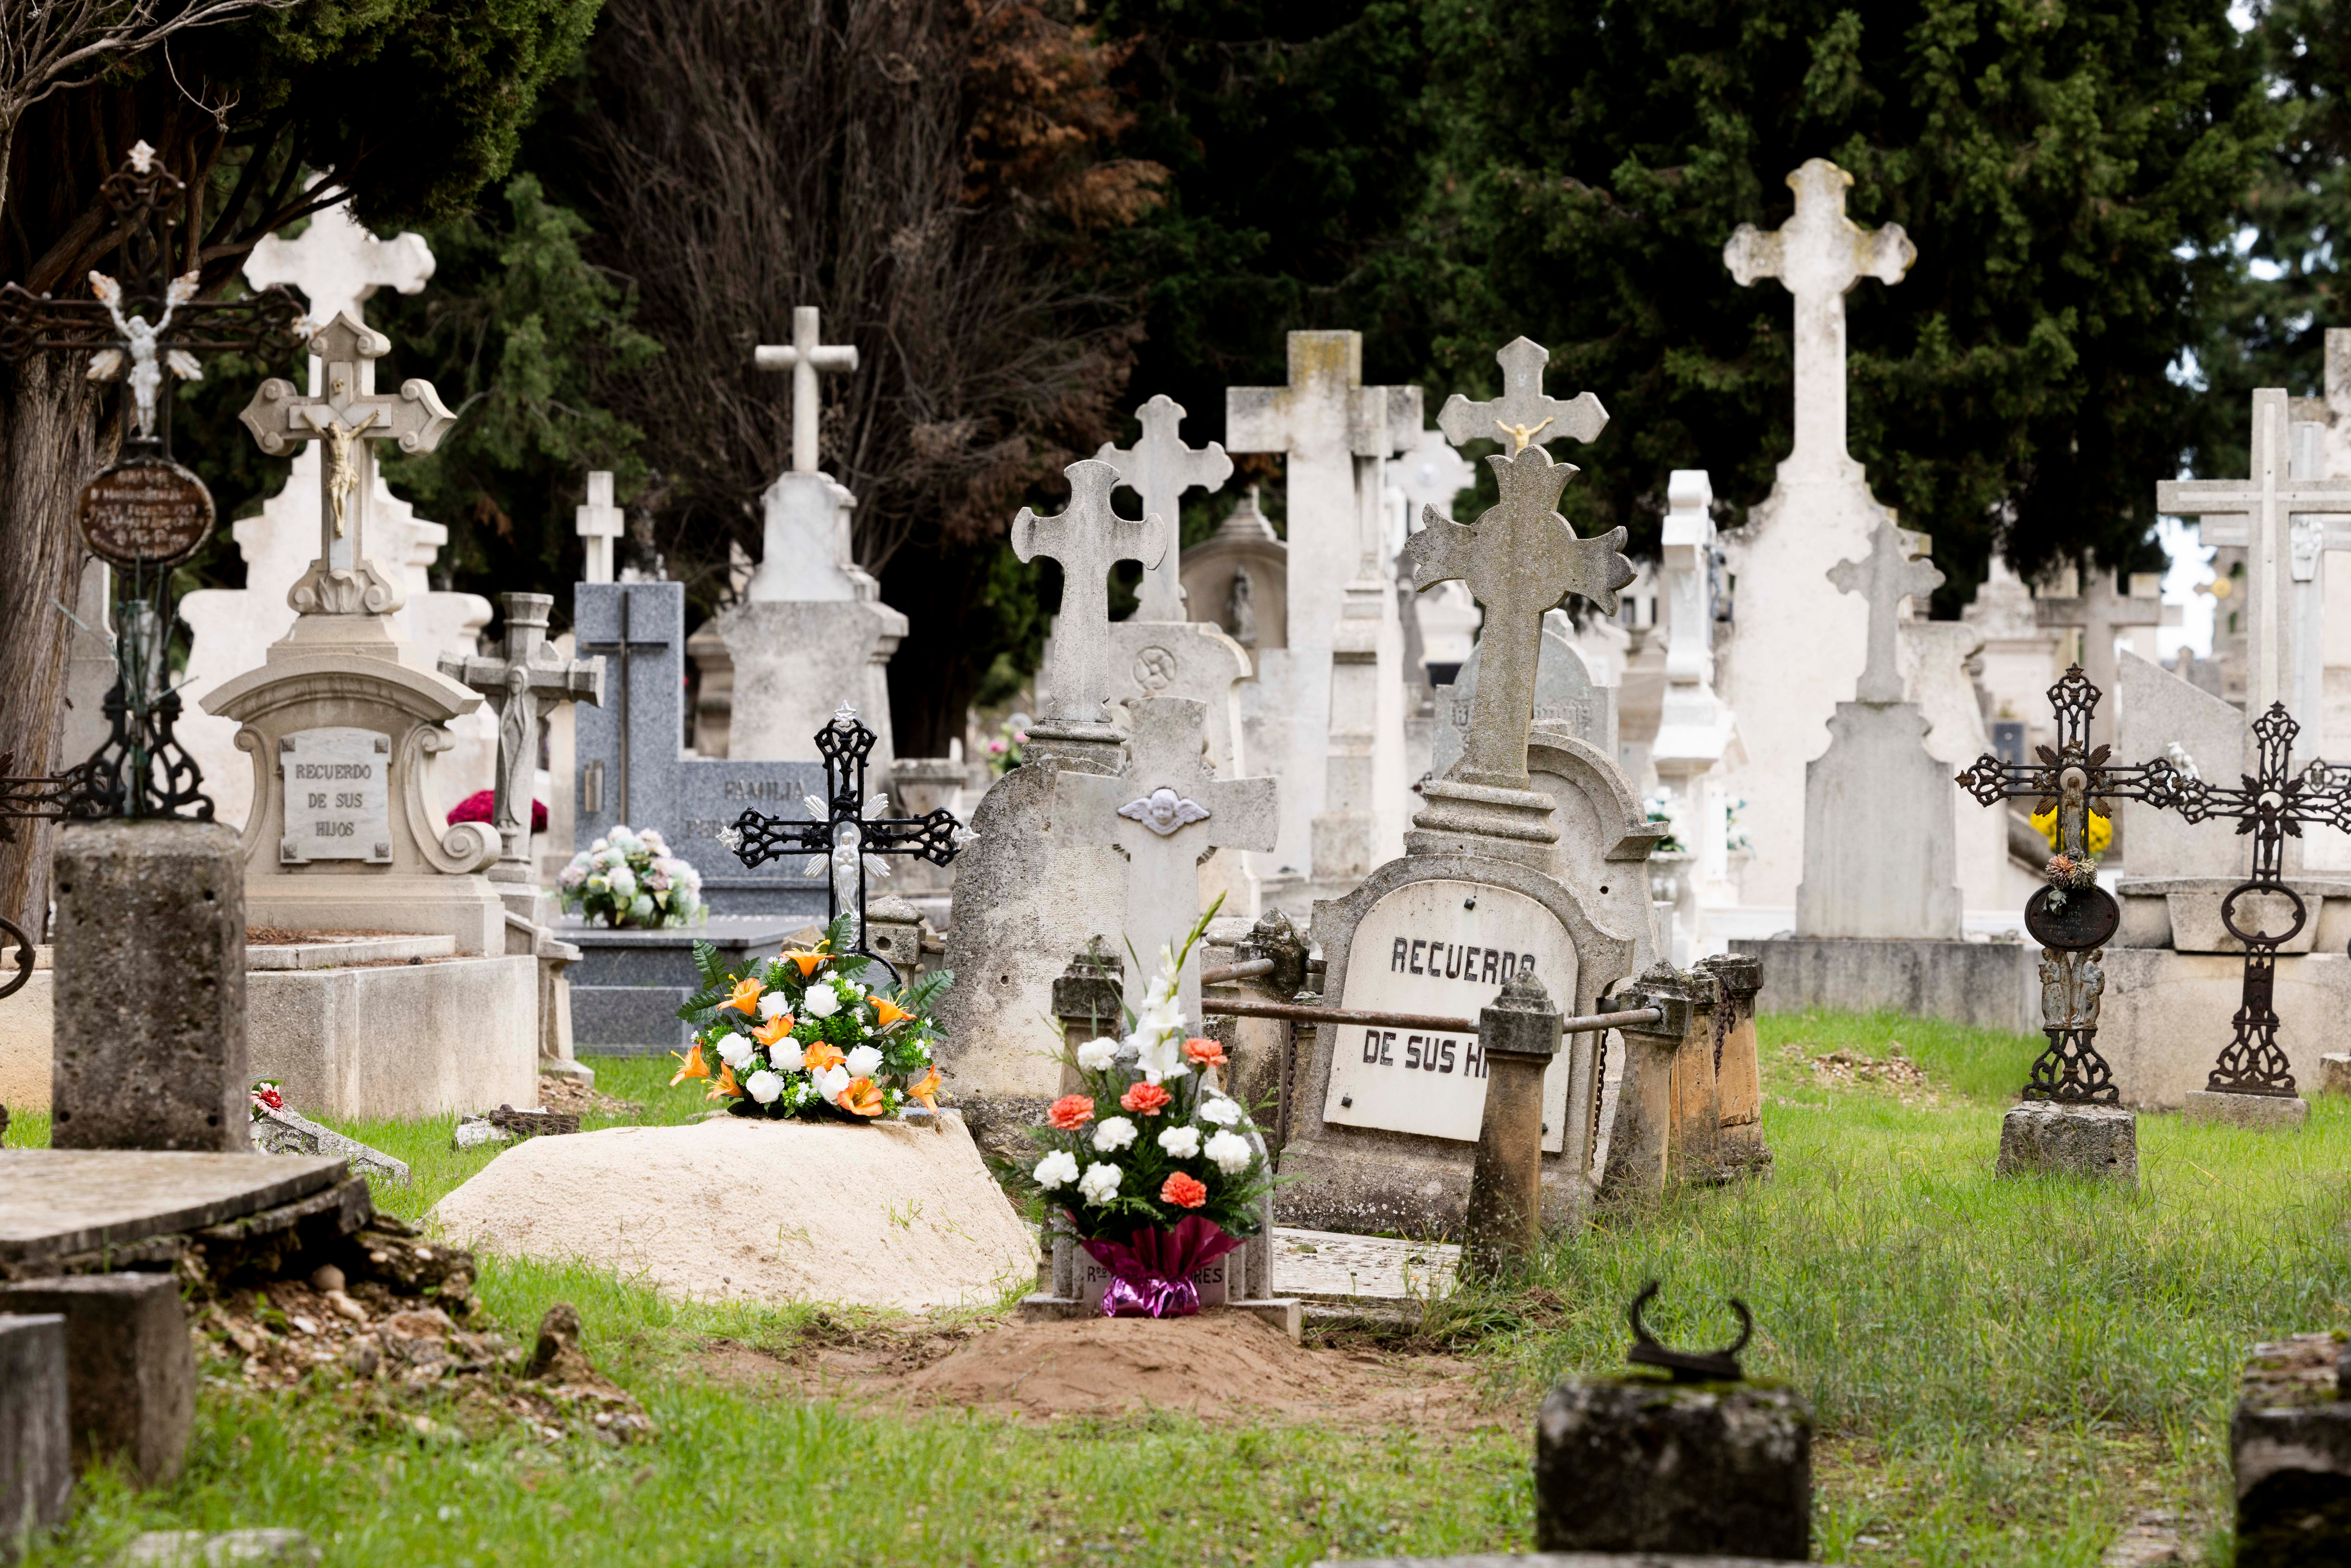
[1403,445,1633,792]
[1436,337,1608,455]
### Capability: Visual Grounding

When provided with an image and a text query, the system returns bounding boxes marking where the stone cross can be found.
[238,312,458,627]
[1095,394,1232,622]
[753,305,859,475]
[439,593,606,873]
[242,196,433,395]
[577,470,623,585]
[1403,445,1634,792]
[1724,159,1913,475]
[1827,514,1943,703]
[2030,566,2163,751]
[1012,458,1170,735]
[1436,337,1607,455]
[1064,696,1277,1022]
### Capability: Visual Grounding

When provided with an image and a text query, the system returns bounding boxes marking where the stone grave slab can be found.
[0,1151,347,1278]
[1271,1226,1457,1302]
[564,914,806,1055]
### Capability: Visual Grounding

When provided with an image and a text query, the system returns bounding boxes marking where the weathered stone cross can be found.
[753,305,860,475]
[1724,159,1913,475]
[1403,446,1634,792]
[1828,514,1943,704]
[242,196,433,394]
[238,312,457,626]
[1064,696,1278,1021]
[1094,394,1232,621]
[438,592,606,874]
[576,470,624,585]
[1436,337,1607,455]
[1012,457,1171,736]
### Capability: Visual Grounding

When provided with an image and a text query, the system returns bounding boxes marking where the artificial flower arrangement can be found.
[1639,790,1685,853]
[985,711,1029,778]
[557,824,706,929]
[249,1079,286,1120]
[670,916,949,1121]
[1024,907,1276,1317]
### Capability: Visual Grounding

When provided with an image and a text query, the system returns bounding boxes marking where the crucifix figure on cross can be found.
[1012,457,1171,743]
[439,593,605,878]
[753,305,860,476]
[238,312,458,624]
[1436,337,1608,456]
[1094,394,1232,622]
[1828,514,1943,704]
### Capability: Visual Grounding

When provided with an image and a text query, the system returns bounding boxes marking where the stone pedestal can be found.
[1995,1101,2138,1183]
[1533,1376,1813,1559]
[2323,1054,2351,1096]
[1462,976,1562,1280]
[0,1273,193,1488]
[0,1312,70,1557]
[52,821,247,1152]
[2234,1333,2351,1568]
[1697,954,1769,1173]
[2184,1090,2310,1131]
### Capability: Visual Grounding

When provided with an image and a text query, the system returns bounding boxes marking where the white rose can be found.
[1077,1162,1123,1206]
[1074,1036,1119,1071]
[802,986,840,1020]
[813,1064,851,1100]
[757,992,792,1022]
[745,1070,784,1105]
[1204,1129,1253,1176]
[768,1037,805,1073]
[1033,1150,1081,1190]
[716,1033,757,1071]
[1157,1125,1201,1159]
[845,1045,883,1079]
[1198,1096,1243,1128]
[1091,1116,1137,1152]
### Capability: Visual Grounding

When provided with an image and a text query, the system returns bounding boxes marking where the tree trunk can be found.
[0,353,101,935]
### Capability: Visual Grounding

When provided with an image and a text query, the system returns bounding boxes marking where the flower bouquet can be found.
[671,917,949,1120]
[1025,910,1274,1318]
[558,825,705,929]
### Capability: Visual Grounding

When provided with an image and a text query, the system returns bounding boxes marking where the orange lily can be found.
[668,1040,710,1086]
[707,1062,742,1102]
[868,994,913,1029]
[907,1064,943,1111]
[836,1076,886,1117]
[751,1012,796,1047]
[720,977,764,1015]
[803,1040,847,1075]
[782,944,830,977]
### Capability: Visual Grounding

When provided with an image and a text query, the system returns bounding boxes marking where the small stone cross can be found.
[1012,458,1170,732]
[1064,696,1277,1022]
[577,470,624,585]
[1827,514,1943,704]
[439,593,605,871]
[753,305,859,475]
[1094,394,1232,621]
[1436,337,1607,455]
[1724,159,1913,473]
[1403,446,1634,792]
[238,312,458,621]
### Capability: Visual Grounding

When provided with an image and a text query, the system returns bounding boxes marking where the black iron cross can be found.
[723,708,966,970]
[2153,702,2351,1097]
[1957,667,2190,1104]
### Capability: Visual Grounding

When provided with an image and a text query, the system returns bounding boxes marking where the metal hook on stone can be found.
[1626,1279,1753,1383]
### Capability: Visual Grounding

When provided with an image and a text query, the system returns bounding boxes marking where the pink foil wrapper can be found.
[1079,1214,1244,1319]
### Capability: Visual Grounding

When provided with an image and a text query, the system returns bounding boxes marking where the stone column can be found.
[1697,953,1769,1171]
[1463,973,1563,1279]
[50,822,246,1151]
[1598,963,1703,1198]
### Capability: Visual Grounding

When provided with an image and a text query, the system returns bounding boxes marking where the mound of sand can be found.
[430,1112,1036,1310]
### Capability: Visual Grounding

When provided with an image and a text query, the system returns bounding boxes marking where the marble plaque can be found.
[279,727,392,864]
[1322,879,1578,1150]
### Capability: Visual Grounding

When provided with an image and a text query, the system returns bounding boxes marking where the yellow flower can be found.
[2030,805,2112,855]
[752,1012,796,1047]
[708,1062,741,1102]
[668,1041,709,1086]
[720,978,764,1016]
[869,994,913,1029]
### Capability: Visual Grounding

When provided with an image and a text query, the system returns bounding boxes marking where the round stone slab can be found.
[76,457,215,568]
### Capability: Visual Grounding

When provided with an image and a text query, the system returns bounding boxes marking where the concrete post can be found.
[1599,963,1703,1198]
[1698,953,1769,1171]
[1052,952,1122,1095]
[51,821,247,1151]
[1462,973,1563,1278]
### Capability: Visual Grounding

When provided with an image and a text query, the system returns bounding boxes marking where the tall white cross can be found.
[1011,458,1170,733]
[1064,696,1277,1022]
[1095,394,1232,621]
[238,313,458,624]
[577,470,624,585]
[1724,159,1914,475]
[243,197,434,397]
[1436,337,1607,455]
[753,305,859,475]
[1827,514,1943,704]
[2158,387,2351,716]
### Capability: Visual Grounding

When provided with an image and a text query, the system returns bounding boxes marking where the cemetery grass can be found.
[13,1029,2351,1565]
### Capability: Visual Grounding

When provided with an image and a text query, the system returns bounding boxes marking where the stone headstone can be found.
[2115,649,2275,952]
[1014,458,1170,761]
[1434,611,1618,774]
[2031,566,2164,755]
[1181,486,1287,653]
[1390,427,1480,683]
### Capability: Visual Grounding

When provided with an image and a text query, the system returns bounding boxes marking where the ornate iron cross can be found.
[721,707,968,970]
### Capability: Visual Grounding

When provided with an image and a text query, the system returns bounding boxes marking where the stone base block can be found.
[0,1273,192,1487]
[1533,1376,1812,1558]
[0,1312,69,1560]
[1729,935,2035,1036]
[242,873,508,960]
[2184,1090,2310,1131]
[540,1060,596,1086]
[1995,1102,2138,1183]
[249,955,537,1120]
[1015,1294,1304,1343]
[1274,1134,1586,1239]
[2322,1055,2351,1097]
[2095,949,2351,1109]
[2235,1335,2351,1568]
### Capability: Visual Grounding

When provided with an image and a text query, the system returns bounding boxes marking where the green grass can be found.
[21,1015,2351,1566]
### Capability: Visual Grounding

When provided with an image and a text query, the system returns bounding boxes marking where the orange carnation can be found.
[1181,1036,1227,1068]
[1048,1093,1095,1130]
[1120,1081,1172,1116]
[1160,1171,1208,1209]
[720,978,764,1015]
[668,1040,710,1086]
[751,1012,796,1046]
[803,1040,846,1075]
[708,1062,741,1102]
[837,1076,886,1117]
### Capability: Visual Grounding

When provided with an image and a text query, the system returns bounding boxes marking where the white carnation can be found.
[802,986,840,1020]
[813,1064,851,1100]
[1204,1129,1253,1176]
[1074,1036,1119,1071]
[1091,1116,1137,1152]
[845,1045,883,1078]
[745,1069,784,1105]
[716,1033,757,1071]
[1033,1150,1081,1190]
[1156,1125,1201,1159]
[757,992,792,1021]
[1198,1096,1243,1128]
[1077,1162,1123,1206]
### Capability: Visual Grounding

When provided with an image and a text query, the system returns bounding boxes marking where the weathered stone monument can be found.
[439,594,603,891]
[1648,470,1740,960]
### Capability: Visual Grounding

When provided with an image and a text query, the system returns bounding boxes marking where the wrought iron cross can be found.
[722,707,968,969]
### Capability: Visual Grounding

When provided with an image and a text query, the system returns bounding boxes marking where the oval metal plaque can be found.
[2024,882,2119,952]
[76,457,215,568]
